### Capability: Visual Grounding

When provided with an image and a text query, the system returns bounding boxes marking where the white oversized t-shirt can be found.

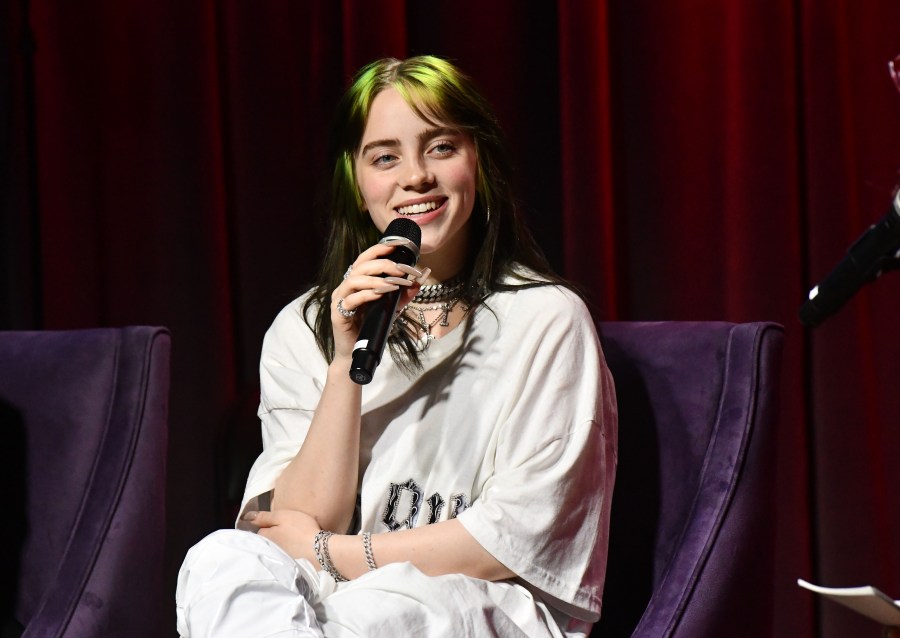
[240,281,617,634]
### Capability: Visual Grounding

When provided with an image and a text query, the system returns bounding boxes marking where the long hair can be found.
[304,55,566,372]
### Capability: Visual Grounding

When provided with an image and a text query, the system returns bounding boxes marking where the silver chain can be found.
[412,276,466,303]
[397,297,469,347]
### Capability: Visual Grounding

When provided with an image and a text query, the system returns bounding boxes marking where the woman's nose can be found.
[398,159,434,189]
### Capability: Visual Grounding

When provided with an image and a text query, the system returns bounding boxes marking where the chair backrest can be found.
[0,327,170,638]
[592,321,783,638]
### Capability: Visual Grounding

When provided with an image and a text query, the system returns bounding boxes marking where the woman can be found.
[177,55,617,638]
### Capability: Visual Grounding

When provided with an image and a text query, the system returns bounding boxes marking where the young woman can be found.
[177,55,617,638]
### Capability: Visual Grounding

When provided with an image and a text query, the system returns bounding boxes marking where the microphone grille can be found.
[383,218,422,247]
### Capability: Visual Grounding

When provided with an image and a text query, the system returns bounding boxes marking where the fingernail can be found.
[241,511,258,521]
[374,284,400,294]
[396,264,422,278]
[417,267,432,283]
[384,277,413,286]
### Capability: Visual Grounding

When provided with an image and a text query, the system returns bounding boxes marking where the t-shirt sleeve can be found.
[237,297,326,528]
[456,288,618,622]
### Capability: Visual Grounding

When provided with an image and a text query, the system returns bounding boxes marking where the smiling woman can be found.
[175,56,617,638]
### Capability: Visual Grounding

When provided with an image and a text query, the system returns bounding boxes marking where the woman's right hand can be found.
[329,243,428,361]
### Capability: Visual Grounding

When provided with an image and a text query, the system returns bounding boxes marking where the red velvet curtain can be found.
[4,1,900,636]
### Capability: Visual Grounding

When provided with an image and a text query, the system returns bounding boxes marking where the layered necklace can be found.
[396,275,469,347]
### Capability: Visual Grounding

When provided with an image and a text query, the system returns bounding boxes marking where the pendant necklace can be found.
[395,275,470,349]
[398,298,467,348]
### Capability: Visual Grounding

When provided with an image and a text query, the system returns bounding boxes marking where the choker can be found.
[412,276,466,303]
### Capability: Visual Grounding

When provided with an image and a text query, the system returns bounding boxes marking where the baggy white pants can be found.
[177,529,568,638]
[176,529,332,637]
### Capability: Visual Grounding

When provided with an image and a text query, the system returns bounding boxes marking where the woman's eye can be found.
[431,141,456,155]
[373,153,397,165]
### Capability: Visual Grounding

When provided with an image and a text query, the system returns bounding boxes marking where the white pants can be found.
[176,529,569,638]
[176,529,331,637]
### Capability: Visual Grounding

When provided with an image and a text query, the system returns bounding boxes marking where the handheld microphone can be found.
[350,218,421,384]
[799,189,900,327]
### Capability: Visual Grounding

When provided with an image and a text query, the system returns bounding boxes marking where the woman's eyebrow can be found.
[418,126,460,143]
[359,138,399,156]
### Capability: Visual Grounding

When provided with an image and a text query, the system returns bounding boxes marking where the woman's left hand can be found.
[245,509,321,564]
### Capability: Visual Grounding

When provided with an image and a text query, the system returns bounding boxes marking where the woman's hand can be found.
[245,509,321,564]
[330,243,428,360]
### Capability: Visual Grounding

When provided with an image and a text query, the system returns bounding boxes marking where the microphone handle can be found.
[349,290,403,384]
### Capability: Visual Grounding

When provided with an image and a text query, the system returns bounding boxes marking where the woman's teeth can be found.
[397,201,439,216]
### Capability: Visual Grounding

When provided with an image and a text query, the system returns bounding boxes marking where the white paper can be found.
[798,578,900,626]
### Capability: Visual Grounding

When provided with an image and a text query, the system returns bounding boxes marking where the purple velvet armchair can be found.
[0,327,170,638]
[592,321,783,638]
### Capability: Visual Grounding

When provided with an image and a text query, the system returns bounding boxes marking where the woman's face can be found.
[355,87,478,273]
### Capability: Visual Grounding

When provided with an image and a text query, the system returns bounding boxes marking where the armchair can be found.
[592,321,783,638]
[0,327,170,637]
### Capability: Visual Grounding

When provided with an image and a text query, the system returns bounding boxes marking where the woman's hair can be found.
[304,55,567,372]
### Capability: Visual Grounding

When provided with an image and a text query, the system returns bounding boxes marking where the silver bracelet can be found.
[313,530,348,582]
[362,532,377,571]
[312,530,330,572]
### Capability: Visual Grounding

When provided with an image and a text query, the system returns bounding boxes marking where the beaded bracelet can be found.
[313,530,348,582]
[362,532,377,571]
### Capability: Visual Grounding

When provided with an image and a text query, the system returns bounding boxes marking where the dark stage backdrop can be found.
[3,1,900,636]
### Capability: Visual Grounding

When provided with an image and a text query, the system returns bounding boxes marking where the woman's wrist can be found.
[328,353,352,373]
[328,353,357,380]
[324,355,359,392]
[324,533,380,581]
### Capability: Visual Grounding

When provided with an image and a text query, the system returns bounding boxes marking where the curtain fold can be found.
[558,0,621,317]
[5,2,900,636]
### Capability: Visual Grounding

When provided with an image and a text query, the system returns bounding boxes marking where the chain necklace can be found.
[397,297,469,348]
[412,276,466,303]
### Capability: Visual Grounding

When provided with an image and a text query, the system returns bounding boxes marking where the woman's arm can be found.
[268,243,424,533]
[249,508,515,582]
[333,518,514,581]
[269,356,362,533]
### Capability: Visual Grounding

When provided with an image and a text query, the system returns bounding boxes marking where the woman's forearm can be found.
[271,355,362,532]
[327,518,515,582]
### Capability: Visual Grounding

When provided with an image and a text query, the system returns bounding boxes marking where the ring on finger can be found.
[343,265,353,280]
[336,298,357,318]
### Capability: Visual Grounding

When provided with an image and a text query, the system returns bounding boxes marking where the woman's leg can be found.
[317,562,564,638]
[176,529,333,638]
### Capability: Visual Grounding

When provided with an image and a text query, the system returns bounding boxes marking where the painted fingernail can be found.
[241,511,258,521]
[374,284,400,294]
[384,277,413,286]
[417,267,432,283]
[396,264,422,278]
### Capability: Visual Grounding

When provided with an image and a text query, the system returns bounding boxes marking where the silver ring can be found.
[343,265,353,280]
[336,298,357,318]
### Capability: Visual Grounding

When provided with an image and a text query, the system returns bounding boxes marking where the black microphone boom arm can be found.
[799,188,900,327]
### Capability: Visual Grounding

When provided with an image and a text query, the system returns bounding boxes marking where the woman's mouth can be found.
[396,199,443,216]
[395,198,447,224]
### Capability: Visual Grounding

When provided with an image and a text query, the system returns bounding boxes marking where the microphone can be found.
[799,189,900,327]
[349,218,421,384]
